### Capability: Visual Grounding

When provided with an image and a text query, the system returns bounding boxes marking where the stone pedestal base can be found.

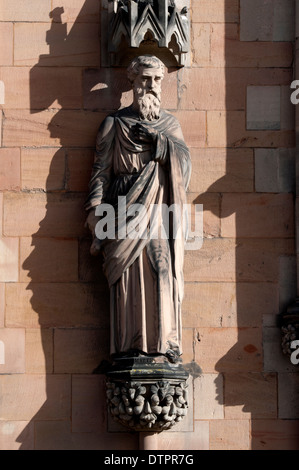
[105,356,189,432]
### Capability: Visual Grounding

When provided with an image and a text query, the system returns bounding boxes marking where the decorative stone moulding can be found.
[101,0,190,67]
[105,356,189,431]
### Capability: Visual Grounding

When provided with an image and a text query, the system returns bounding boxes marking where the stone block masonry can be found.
[0,0,298,450]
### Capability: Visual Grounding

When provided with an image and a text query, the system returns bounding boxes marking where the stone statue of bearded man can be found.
[85,55,191,363]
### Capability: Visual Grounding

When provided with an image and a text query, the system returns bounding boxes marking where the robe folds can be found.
[85,106,191,358]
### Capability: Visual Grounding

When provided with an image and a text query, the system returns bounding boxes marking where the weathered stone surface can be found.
[278,373,299,419]
[0,283,4,327]
[207,110,294,148]
[0,0,51,21]
[189,148,254,193]
[0,0,296,451]
[0,23,13,65]
[25,328,53,374]
[281,85,295,130]
[54,328,110,373]
[179,67,292,111]
[0,421,34,451]
[21,148,66,191]
[172,110,206,147]
[0,66,82,110]
[255,148,296,193]
[192,0,239,23]
[35,420,138,450]
[0,238,19,282]
[72,375,106,433]
[0,328,25,374]
[20,237,78,283]
[5,282,109,329]
[247,86,281,130]
[67,148,94,192]
[3,109,105,148]
[263,326,298,373]
[211,24,293,68]
[195,327,263,373]
[0,148,21,191]
[3,192,86,237]
[52,0,100,23]
[224,372,277,419]
[221,193,294,238]
[185,238,294,284]
[182,328,195,363]
[252,419,299,450]
[0,193,2,236]
[240,0,295,42]
[210,419,250,450]
[279,255,297,312]
[14,22,101,67]
[187,192,220,238]
[157,421,209,450]
[192,23,211,67]
[194,374,224,419]
[183,282,279,328]
[0,374,71,420]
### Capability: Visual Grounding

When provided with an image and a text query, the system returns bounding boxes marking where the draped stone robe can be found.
[85,106,191,358]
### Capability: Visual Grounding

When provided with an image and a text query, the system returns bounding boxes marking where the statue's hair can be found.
[127,55,165,84]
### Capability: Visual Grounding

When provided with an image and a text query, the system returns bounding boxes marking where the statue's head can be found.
[127,55,165,84]
[127,55,165,121]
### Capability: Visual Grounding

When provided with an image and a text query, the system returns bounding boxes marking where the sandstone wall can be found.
[0,0,298,450]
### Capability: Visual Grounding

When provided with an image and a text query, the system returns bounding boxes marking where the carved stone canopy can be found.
[102,0,190,67]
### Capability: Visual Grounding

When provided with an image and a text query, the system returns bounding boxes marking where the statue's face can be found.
[133,66,163,101]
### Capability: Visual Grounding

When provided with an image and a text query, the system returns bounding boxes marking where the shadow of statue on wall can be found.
[191,0,297,449]
[16,0,134,450]
[17,0,179,450]
[15,0,298,450]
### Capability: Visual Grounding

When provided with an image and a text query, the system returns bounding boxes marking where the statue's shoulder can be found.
[99,111,118,130]
[113,107,134,119]
[98,107,135,138]
[97,113,116,140]
[159,109,181,130]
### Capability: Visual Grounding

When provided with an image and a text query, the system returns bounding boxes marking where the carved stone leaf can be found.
[106,377,189,431]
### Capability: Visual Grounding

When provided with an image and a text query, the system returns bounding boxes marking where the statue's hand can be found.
[85,208,100,237]
[90,238,101,257]
[85,208,102,256]
[132,123,158,144]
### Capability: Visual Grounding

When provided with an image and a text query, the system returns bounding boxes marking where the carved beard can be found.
[137,92,161,121]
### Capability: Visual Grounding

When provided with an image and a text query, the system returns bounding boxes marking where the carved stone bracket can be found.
[105,356,189,431]
[280,297,299,358]
[101,0,190,67]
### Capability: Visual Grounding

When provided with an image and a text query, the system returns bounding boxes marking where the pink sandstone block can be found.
[0,374,71,421]
[0,421,34,450]
[0,148,21,191]
[210,419,250,450]
[0,328,25,374]
[0,238,19,282]
[0,0,51,21]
